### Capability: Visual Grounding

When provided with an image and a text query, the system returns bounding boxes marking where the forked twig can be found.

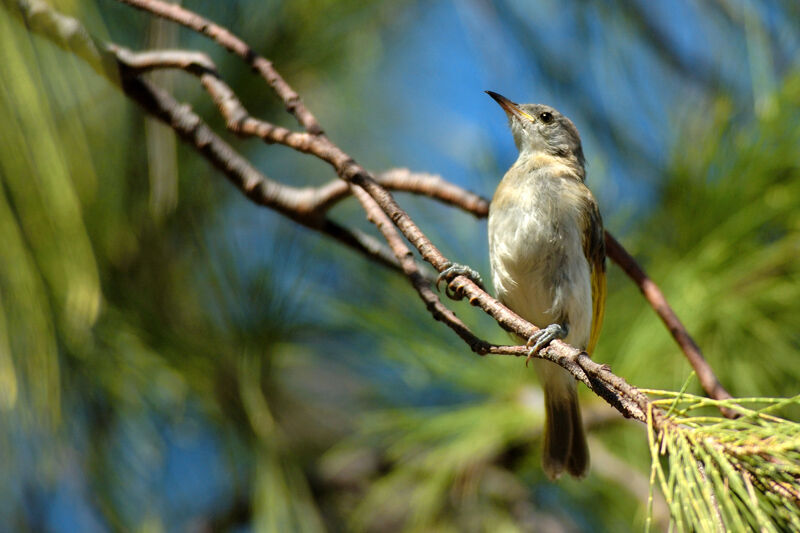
[111,9,731,413]
[4,0,731,423]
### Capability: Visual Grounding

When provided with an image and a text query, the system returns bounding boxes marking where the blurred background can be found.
[1,0,799,531]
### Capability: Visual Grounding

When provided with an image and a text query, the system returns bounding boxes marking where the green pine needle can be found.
[645,392,800,532]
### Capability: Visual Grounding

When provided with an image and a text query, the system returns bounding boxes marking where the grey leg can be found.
[436,261,484,299]
[525,323,568,365]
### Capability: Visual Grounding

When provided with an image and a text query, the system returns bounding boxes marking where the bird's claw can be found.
[525,323,568,367]
[436,262,484,300]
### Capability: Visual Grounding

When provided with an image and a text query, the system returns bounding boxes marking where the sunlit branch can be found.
[109,3,654,422]
[5,0,732,425]
[106,8,731,419]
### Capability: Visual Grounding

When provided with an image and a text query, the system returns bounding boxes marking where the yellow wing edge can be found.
[581,190,606,355]
[587,264,606,355]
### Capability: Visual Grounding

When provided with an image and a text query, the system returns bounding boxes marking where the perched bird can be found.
[487,91,606,480]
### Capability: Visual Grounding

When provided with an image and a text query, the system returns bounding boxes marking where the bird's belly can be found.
[489,206,593,349]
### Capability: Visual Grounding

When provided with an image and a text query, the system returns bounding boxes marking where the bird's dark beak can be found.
[486,91,534,121]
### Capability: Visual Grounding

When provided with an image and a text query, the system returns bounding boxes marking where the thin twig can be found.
[5,0,724,425]
[114,1,706,422]
[107,9,733,417]
[110,29,651,422]
[604,234,738,418]
[117,0,323,133]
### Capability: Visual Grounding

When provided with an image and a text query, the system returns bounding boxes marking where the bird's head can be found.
[487,91,585,168]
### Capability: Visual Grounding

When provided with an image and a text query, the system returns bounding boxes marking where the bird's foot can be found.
[435,262,484,300]
[525,323,568,367]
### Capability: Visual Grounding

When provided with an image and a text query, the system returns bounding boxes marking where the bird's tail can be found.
[534,359,589,480]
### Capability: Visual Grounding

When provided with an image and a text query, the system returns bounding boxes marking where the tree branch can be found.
[4,0,730,424]
[112,27,731,415]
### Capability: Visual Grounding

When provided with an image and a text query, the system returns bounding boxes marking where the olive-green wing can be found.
[582,197,606,354]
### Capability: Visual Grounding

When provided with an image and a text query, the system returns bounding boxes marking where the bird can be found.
[486,90,606,480]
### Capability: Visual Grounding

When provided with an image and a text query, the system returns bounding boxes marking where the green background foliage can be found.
[1,0,798,530]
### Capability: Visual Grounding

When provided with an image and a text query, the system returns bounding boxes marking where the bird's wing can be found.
[582,198,606,355]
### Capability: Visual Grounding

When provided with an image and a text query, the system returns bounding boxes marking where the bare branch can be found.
[105,46,501,373]
[117,0,323,134]
[105,8,653,422]
[603,234,738,418]
[161,36,730,412]
[373,168,490,216]
[4,0,730,424]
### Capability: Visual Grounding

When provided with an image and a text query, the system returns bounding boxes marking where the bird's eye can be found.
[539,112,554,124]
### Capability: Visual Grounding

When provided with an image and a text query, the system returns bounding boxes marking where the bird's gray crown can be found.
[507,103,585,167]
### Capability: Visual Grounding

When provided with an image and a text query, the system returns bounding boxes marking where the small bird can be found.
[487,91,606,480]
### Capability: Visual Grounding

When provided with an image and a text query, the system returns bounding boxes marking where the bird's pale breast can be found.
[488,162,593,350]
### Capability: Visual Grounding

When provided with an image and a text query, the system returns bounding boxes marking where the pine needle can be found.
[646,392,800,531]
